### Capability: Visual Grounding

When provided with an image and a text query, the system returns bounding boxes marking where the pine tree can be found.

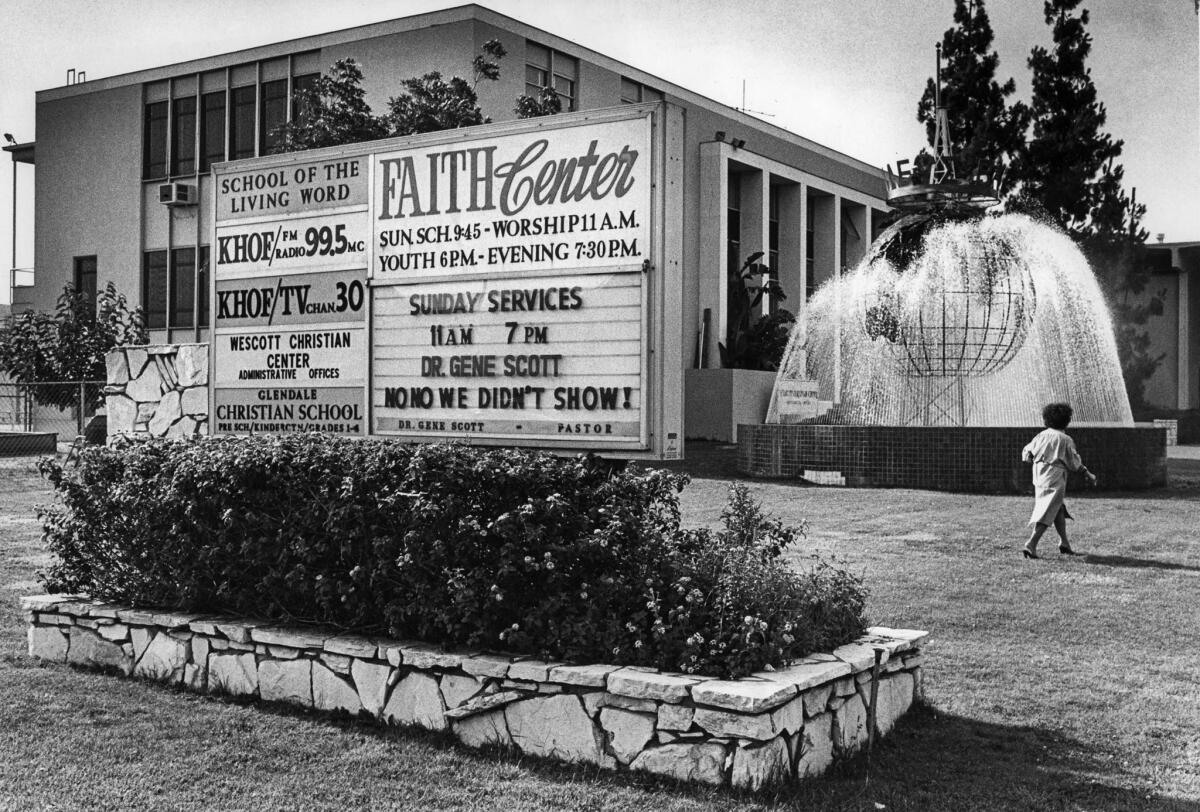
[1014,0,1162,408]
[915,0,1028,188]
[1016,0,1128,235]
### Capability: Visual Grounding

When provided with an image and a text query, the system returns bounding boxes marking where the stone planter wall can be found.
[104,344,209,439]
[23,595,927,791]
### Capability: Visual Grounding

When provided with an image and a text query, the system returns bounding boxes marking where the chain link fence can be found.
[0,381,106,443]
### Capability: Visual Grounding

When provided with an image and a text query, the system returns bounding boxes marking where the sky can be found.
[1,0,1197,306]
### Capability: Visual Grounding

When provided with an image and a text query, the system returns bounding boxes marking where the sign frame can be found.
[210,102,683,460]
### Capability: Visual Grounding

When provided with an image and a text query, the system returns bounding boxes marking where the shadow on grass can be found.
[1078,553,1200,573]
[776,702,1199,812]
[228,690,1198,811]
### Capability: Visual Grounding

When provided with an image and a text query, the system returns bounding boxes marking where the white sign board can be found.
[212,154,370,436]
[372,272,644,443]
[372,116,651,281]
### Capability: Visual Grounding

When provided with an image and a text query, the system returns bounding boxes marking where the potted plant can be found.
[719,251,794,370]
[686,253,796,442]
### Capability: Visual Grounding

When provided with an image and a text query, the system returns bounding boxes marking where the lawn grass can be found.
[1,450,1198,811]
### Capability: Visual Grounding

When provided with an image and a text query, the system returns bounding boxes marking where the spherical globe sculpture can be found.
[863,214,1037,379]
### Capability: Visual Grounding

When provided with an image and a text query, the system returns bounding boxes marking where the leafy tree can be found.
[916,0,1028,189]
[383,39,507,136]
[274,40,561,150]
[515,86,563,119]
[1011,0,1162,408]
[0,283,146,405]
[272,59,388,152]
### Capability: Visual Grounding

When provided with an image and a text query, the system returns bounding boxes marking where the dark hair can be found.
[1042,402,1073,430]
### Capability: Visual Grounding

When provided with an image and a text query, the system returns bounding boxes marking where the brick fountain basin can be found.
[738,423,1168,492]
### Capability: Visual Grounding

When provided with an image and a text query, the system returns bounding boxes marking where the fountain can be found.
[773,212,1133,428]
[738,48,1166,491]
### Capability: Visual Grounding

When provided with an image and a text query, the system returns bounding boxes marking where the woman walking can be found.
[1021,402,1097,559]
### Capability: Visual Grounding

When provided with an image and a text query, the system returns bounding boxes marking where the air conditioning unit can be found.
[158,182,197,206]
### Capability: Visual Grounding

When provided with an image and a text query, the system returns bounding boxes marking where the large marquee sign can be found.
[211,104,681,458]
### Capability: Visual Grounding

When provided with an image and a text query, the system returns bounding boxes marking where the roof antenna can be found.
[736,79,775,118]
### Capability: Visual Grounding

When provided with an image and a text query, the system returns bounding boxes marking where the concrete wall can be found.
[34,84,143,312]
[1135,245,1199,411]
[1140,273,1180,410]
[320,21,479,116]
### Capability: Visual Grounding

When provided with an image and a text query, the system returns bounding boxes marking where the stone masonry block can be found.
[795,711,834,778]
[134,631,190,683]
[67,630,131,674]
[630,741,727,786]
[259,659,313,708]
[506,694,614,768]
[208,652,258,697]
[599,707,656,765]
[383,672,446,731]
[313,662,363,715]
[27,626,69,661]
[607,668,696,703]
[352,659,391,717]
[731,735,791,791]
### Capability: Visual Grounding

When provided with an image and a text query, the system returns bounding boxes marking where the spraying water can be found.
[768,212,1133,426]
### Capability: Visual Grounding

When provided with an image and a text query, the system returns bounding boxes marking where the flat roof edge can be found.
[33,2,884,181]
[35,4,482,103]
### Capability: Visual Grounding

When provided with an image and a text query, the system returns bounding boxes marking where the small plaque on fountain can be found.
[776,379,831,423]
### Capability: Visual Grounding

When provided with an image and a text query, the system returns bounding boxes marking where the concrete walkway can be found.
[1168,443,1200,460]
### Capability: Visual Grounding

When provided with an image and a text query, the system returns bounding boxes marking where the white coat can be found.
[1022,428,1084,526]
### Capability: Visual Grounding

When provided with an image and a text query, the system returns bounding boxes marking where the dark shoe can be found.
[1022,548,1039,559]
[1059,546,1080,555]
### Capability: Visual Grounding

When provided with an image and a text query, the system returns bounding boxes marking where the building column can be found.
[809,190,837,292]
[776,181,804,315]
[697,141,726,369]
[1179,265,1191,409]
[738,168,768,317]
[842,200,867,270]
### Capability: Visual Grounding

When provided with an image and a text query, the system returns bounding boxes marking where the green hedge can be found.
[38,435,866,679]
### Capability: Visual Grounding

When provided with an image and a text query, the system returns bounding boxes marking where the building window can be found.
[143,250,168,329]
[260,79,288,155]
[526,42,578,111]
[197,246,210,327]
[170,247,196,329]
[200,91,226,173]
[806,203,815,301]
[170,96,197,176]
[727,172,742,276]
[143,101,168,179]
[291,73,319,127]
[73,256,97,307]
[230,85,256,160]
[620,77,663,104]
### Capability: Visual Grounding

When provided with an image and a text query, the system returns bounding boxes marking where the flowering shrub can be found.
[39,436,866,678]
